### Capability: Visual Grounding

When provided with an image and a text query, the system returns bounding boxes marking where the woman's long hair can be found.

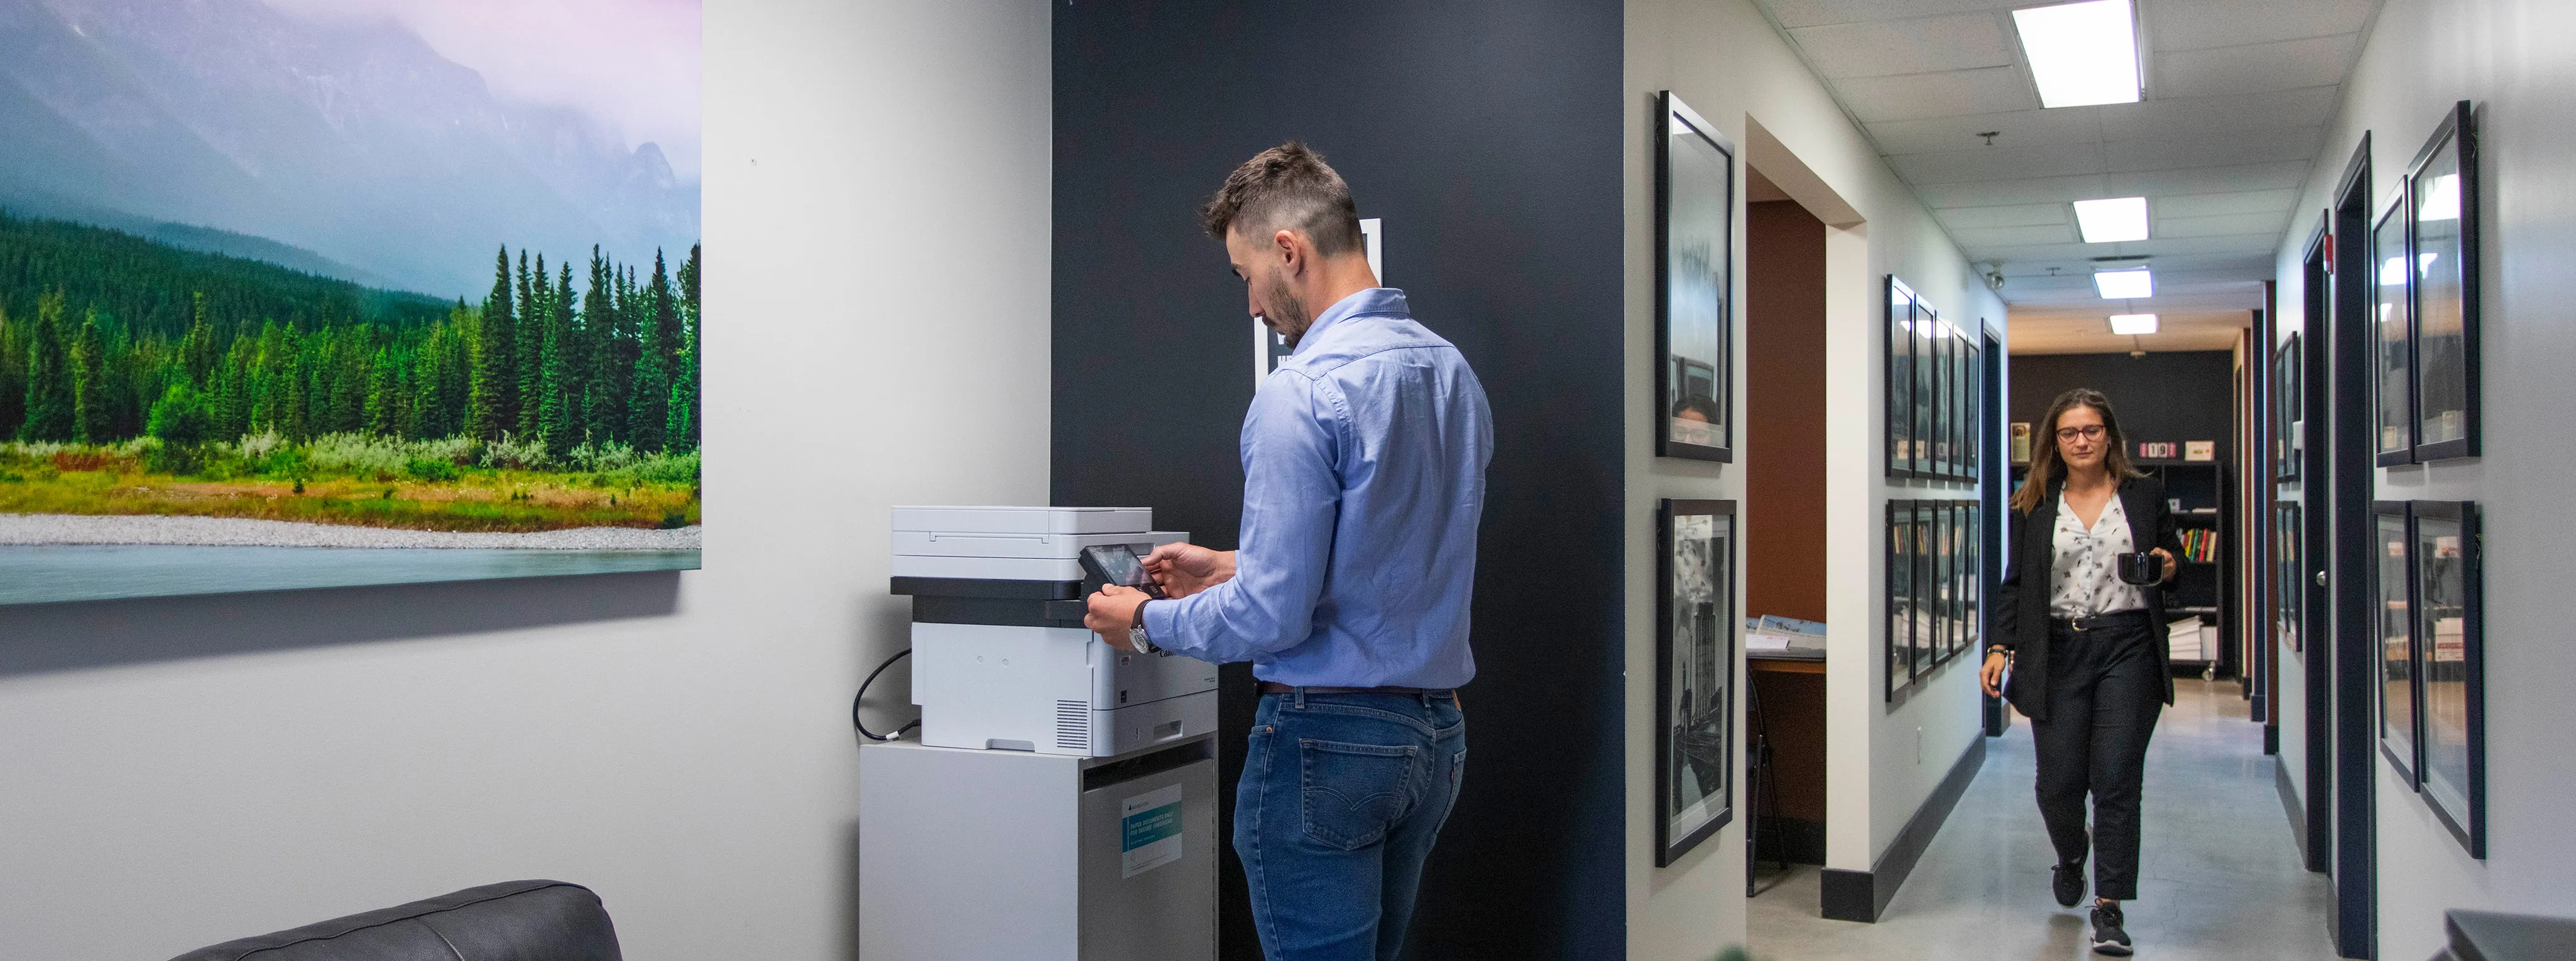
[2011,388,2145,514]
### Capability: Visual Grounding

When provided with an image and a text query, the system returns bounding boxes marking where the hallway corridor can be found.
[1749,680,2338,959]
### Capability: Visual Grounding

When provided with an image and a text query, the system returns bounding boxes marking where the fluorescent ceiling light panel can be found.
[2093,268,2154,300]
[2073,197,2150,242]
[2013,0,2142,109]
[2109,313,2159,335]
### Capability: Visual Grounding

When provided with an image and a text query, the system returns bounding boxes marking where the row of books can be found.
[2176,528,2219,563]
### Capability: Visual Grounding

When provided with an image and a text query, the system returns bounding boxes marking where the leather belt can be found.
[2051,609,2153,633]
[1258,681,1454,697]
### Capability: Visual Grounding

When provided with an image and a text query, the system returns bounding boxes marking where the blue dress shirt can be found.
[1142,288,1492,688]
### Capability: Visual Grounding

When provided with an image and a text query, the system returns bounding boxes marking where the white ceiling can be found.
[1754,0,2381,354]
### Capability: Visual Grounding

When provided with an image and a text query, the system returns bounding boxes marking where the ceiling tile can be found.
[2144,0,2379,52]
[2155,212,2293,239]
[2103,161,2314,197]
[2103,128,2327,171]
[2152,34,2360,100]
[2152,188,2301,218]
[1935,202,2073,228]
[1760,0,2027,30]
[1866,106,2104,155]
[1892,141,2107,183]
[2095,86,2342,141]
[1950,224,2083,248]
[1835,65,2039,122]
[1914,173,2113,209]
[1789,12,2013,79]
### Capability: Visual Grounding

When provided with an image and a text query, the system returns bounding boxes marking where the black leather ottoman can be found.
[169,879,621,961]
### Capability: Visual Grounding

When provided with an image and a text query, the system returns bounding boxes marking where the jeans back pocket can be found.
[1299,739,1420,850]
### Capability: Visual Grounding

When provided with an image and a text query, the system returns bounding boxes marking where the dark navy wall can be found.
[1052,3,1628,957]
[2009,350,2238,464]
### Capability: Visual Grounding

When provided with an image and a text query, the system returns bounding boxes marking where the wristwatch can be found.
[1128,601,1158,655]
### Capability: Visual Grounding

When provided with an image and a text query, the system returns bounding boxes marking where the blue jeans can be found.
[1235,690,1467,961]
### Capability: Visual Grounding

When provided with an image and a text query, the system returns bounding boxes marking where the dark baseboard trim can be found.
[2264,723,2280,756]
[2275,755,2309,859]
[1751,816,1826,866]
[1820,736,1988,923]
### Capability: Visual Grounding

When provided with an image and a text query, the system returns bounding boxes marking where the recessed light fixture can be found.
[2109,313,2159,335]
[2073,197,2150,242]
[2094,267,2154,300]
[2012,0,2142,109]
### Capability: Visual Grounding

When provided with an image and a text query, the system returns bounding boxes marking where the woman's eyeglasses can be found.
[2055,425,2106,441]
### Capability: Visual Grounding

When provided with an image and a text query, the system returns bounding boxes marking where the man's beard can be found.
[1262,275,1312,347]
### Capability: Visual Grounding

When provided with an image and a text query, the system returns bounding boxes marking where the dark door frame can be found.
[2300,217,2334,877]
[1981,325,2008,737]
[2324,133,2377,961]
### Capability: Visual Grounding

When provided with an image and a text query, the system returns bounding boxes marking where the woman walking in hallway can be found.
[1982,388,2180,957]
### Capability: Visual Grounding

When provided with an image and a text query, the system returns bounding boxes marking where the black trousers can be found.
[2029,613,2163,901]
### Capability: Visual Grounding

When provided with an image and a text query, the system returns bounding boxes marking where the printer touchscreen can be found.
[1080,544,1165,599]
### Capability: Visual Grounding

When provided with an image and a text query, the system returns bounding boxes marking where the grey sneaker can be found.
[2091,901,2132,956]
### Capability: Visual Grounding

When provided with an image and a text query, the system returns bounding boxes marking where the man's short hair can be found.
[1200,141,1363,257]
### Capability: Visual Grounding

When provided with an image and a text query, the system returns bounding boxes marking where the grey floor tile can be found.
[1745,680,2339,960]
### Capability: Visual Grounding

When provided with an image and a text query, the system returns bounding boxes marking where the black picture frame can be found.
[1656,92,1735,464]
[2372,501,2419,788]
[1656,499,1735,866]
[1885,278,1916,478]
[1933,317,1954,479]
[1913,503,1934,680]
[1913,304,1936,480]
[2287,332,2308,479]
[2413,500,2486,857]
[1963,502,1981,655]
[1930,503,1951,665]
[1963,334,1983,480]
[1884,499,1906,700]
[2409,102,2481,462]
[2373,192,2416,467]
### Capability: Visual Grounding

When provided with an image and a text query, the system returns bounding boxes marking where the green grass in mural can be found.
[0,435,698,532]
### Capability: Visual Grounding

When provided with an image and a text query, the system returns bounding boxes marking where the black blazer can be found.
[1994,475,2184,721]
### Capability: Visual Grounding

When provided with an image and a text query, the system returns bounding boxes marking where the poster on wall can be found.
[1656,499,1734,866]
[0,0,704,605]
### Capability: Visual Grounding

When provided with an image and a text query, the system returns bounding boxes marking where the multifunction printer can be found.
[890,506,1218,757]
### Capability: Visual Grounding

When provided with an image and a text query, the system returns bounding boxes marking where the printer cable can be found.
[852,648,922,742]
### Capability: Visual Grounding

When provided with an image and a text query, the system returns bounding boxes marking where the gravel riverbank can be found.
[0,513,702,550]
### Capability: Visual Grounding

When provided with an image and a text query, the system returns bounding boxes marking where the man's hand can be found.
[2151,546,2177,583]
[1086,584,1152,652]
[1980,650,2009,698]
[1144,543,1236,598]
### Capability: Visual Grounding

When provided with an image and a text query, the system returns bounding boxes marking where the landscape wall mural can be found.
[0,0,702,604]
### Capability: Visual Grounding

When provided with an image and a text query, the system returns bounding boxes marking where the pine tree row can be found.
[0,243,702,458]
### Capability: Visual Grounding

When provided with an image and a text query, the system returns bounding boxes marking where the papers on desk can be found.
[1745,614,1826,656]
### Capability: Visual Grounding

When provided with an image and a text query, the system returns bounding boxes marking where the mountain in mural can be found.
[0,0,698,300]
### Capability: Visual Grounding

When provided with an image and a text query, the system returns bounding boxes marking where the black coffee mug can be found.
[2115,551,2161,585]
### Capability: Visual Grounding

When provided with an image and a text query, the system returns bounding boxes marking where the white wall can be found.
[2268,0,2576,955]
[1624,1,2006,954]
[0,3,1054,958]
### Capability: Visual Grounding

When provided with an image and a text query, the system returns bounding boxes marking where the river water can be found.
[0,545,699,605]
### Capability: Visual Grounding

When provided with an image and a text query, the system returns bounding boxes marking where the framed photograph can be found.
[1937,502,1947,660]
[2275,502,2304,653]
[1656,499,1736,865]
[2373,501,2419,788]
[2410,102,2481,462]
[1656,92,1735,463]
[0,13,704,606]
[1913,504,1935,678]
[2374,192,2415,467]
[2413,501,2486,857]
[2274,334,2303,481]
[1913,304,1937,480]
[2012,422,2033,463]
[1886,278,1916,478]
[1885,499,1911,700]
[1964,336,1984,479]
[1936,328,1953,479]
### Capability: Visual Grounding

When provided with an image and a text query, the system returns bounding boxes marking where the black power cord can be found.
[853,648,920,742]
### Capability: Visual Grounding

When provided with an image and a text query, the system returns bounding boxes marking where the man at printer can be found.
[1084,141,1493,961]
